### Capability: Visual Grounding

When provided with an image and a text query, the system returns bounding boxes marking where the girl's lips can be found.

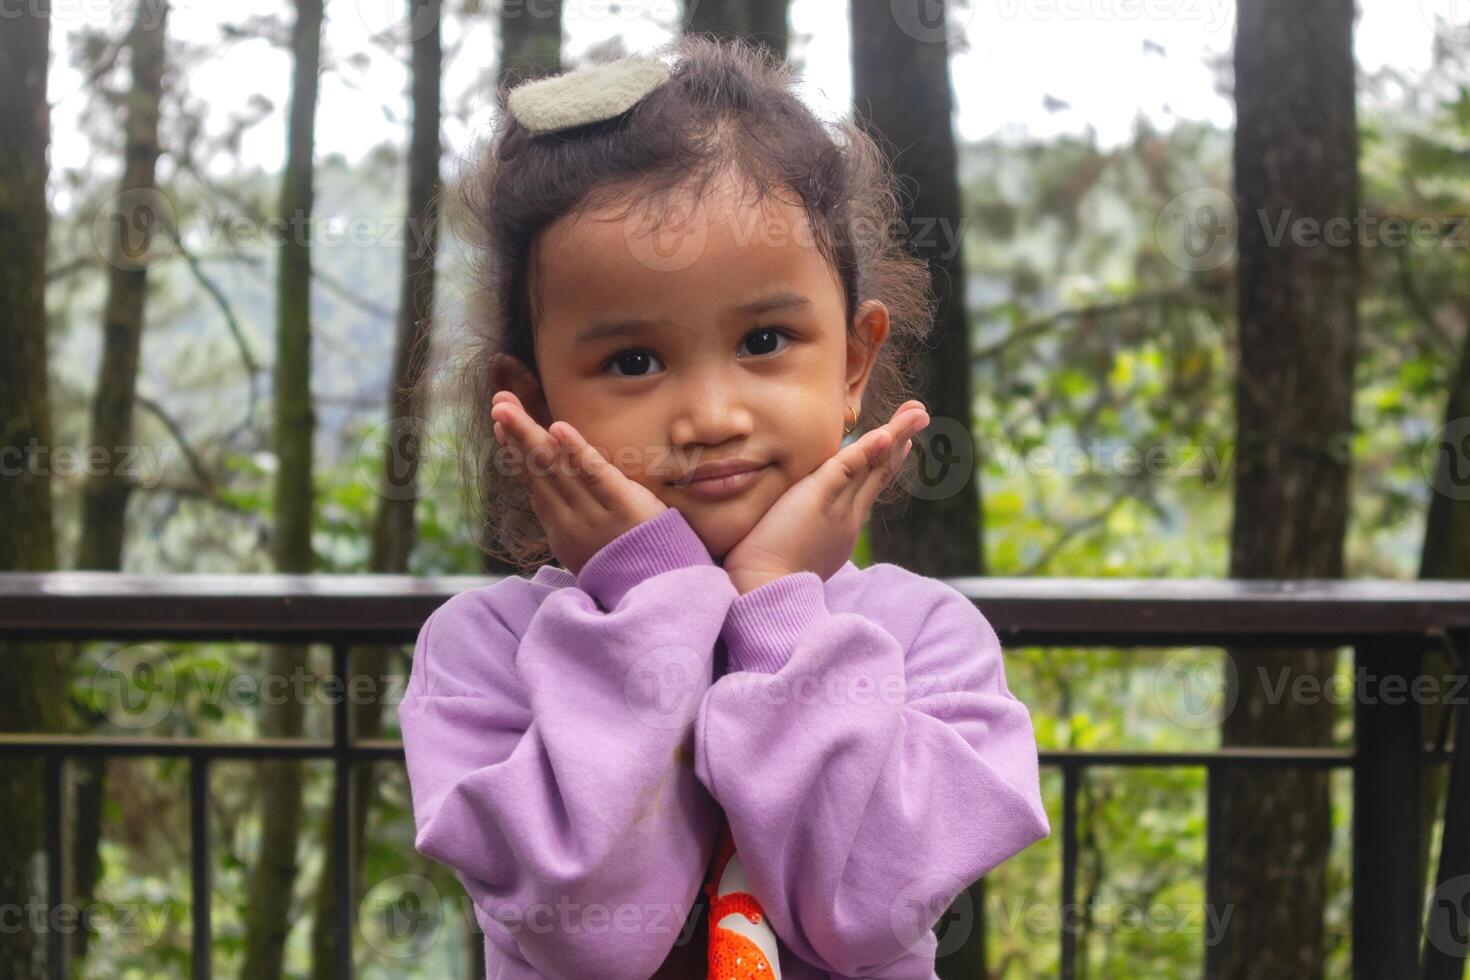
[676,464,771,500]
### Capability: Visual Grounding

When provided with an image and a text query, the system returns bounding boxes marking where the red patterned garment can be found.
[704,816,782,978]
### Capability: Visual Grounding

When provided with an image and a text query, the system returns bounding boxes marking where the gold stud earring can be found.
[843,404,857,435]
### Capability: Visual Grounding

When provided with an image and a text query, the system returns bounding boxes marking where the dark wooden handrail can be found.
[2,572,1469,644]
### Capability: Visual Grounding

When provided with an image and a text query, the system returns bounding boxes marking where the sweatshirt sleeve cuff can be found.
[718,571,828,674]
[575,507,714,611]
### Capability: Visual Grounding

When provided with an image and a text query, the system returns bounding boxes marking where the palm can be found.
[490,390,668,575]
[607,468,668,518]
[721,401,929,592]
[724,469,854,582]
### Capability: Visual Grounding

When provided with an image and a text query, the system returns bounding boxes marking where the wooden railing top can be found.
[1,571,1467,647]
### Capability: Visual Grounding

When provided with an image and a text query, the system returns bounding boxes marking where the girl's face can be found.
[496,170,890,561]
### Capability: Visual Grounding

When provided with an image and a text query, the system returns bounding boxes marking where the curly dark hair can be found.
[432,32,937,573]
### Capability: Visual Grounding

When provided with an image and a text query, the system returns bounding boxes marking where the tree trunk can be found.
[851,5,985,977]
[77,6,167,573]
[1415,311,1470,896]
[682,0,790,61]
[498,0,561,87]
[238,1,322,977]
[70,4,169,967]
[0,6,63,980]
[306,2,442,976]
[851,1,982,583]
[1208,3,1359,978]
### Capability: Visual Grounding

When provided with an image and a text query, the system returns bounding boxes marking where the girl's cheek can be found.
[617,445,671,485]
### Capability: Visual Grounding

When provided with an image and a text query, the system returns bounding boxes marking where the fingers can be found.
[493,393,631,517]
[840,403,924,469]
[491,392,554,478]
[547,420,619,513]
[845,403,928,512]
[828,411,896,483]
[490,393,582,512]
[490,392,547,479]
[852,436,915,518]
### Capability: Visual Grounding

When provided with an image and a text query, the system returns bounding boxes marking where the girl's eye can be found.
[602,327,792,377]
[605,349,665,377]
[740,326,793,357]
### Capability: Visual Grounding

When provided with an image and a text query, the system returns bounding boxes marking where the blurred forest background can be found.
[2,0,1468,977]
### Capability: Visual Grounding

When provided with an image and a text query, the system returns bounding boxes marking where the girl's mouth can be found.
[675,464,771,500]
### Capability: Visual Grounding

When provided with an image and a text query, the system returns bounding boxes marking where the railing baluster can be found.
[45,752,66,980]
[1354,638,1423,979]
[332,643,355,980]
[191,756,211,980]
[1205,763,1221,979]
[1060,763,1078,980]
[1422,629,1469,980]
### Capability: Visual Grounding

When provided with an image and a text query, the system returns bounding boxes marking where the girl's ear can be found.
[845,299,890,406]
[488,353,553,428]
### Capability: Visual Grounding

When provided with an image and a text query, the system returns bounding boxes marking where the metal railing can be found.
[0,572,1467,980]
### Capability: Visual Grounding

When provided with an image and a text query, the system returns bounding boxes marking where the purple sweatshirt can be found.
[400,507,1049,979]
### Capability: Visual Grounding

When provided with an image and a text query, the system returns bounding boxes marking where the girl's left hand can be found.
[721,400,930,595]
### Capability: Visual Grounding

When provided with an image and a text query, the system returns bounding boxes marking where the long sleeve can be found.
[693,571,1050,978]
[399,507,736,980]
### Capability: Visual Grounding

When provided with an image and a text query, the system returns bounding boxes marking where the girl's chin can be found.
[685,516,754,566]
[702,534,739,565]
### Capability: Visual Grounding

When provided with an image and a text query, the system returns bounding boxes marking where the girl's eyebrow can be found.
[573,291,812,347]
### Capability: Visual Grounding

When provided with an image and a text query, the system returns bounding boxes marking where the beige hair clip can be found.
[506,53,672,135]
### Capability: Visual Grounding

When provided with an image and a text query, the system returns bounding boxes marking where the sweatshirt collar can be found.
[532,564,577,588]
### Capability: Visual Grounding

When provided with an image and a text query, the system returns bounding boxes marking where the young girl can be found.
[399,35,1049,979]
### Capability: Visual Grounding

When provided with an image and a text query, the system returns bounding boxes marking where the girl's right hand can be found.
[490,391,668,576]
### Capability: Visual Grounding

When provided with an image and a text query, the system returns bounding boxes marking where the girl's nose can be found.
[668,382,754,448]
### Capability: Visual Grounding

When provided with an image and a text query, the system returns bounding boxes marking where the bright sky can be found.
[46,0,1450,186]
